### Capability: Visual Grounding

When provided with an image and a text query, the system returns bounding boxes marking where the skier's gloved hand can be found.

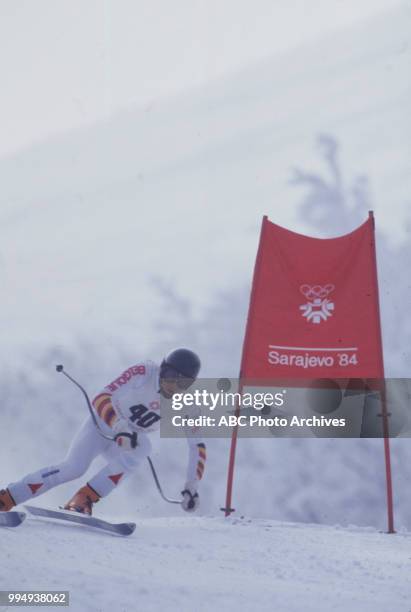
[112,417,138,451]
[181,480,199,512]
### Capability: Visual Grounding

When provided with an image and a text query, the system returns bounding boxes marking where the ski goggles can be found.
[160,366,194,390]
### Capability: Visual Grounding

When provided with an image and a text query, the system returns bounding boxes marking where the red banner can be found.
[241,213,384,380]
[224,213,394,532]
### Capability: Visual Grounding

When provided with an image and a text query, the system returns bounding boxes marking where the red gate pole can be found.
[369,211,395,533]
[383,420,395,533]
[222,216,268,516]
[223,395,241,516]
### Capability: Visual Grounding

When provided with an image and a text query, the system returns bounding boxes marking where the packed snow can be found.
[2,513,411,612]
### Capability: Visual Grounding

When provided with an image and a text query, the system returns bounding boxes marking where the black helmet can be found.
[160,348,201,386]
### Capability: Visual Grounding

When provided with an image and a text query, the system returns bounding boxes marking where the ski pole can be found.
[147,457,181,504]
[56,364,115,441]
[56,364,181,505]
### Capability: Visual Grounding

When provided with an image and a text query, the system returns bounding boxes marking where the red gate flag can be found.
[224,212,394,532]
[241,213,383,379]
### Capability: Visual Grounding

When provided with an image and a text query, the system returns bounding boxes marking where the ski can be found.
[24,505,136,536]
[0,511,26,528]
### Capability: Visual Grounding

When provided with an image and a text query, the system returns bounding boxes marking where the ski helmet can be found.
[160,348,201,388]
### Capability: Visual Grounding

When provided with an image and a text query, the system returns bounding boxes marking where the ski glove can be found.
[112,417,138,451]
[181,480,199,512]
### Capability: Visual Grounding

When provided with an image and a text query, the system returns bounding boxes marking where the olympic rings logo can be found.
[300,284,335,301]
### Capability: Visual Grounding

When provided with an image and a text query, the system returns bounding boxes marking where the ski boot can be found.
[0,488,16,512]
[63,484,100,515]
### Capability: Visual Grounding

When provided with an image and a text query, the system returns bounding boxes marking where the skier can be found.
[0,348,206,515]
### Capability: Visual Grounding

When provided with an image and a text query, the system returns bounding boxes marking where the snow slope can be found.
[2,514,410,612]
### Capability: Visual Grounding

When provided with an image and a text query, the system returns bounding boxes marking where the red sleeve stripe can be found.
[93,394,117,427]
[105,408,117,428]
[196,443,206,480]
[94,392,111,403]
[96,399,112,418]
[196,460,205,480]
[100,403,116,427]
[93,394,112,412]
